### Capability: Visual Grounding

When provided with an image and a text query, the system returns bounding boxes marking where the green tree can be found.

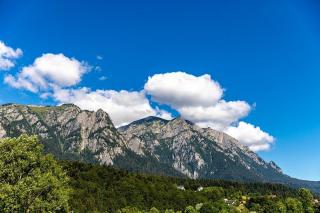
[249,203,262,213]
[149,207,160,213]
[286,197,303,213]
[185,205,198,213]
[298,188,314,213]
[275,201,287,213]
[199,202,215,213]
[0,135,70,212]
[203,187,224,201]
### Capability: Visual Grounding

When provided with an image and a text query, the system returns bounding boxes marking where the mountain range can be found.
[0,103,319,193]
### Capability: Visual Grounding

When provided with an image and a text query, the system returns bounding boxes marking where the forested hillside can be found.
[62,160,319,212]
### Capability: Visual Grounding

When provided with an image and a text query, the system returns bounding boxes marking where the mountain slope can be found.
[118,116,320,192]
[0,103,125,164]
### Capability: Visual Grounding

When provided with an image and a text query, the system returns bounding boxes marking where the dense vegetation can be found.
[62,160,319,212]
[1,135,320,212]
[0,135,70,212]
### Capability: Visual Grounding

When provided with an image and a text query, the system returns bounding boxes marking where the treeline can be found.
[61,160,319,212]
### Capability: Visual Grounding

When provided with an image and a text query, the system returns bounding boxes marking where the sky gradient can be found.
[1,0,320,180]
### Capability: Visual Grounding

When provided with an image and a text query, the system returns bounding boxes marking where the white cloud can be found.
[154,107,173,120]
[4,74,38,92]
[144,71,274,151]
[4,53,90,92]
[144,71,251,130]
[144,72,223,107]
[52,87,171,126]
[225,122,275,151]
[180,100,251,130]
[3,52,171,126]
[0,41,22,70]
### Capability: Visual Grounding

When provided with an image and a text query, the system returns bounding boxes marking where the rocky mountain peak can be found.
[0,104,124,165]
[171,116,194,126]
[119,115,288,180]
[161,117,195,135]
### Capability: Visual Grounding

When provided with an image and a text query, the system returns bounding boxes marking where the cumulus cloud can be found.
[4,74,38,92]
[4,53,90,92]
[180,100,251,130]
[0,41,22,70]
[144,72,251,130]
[52,87,171,126]
[154,107,173,120]
[3,52,171,126]
[144,71,274,151]
[226,122,275,151]
[144,72,223,107]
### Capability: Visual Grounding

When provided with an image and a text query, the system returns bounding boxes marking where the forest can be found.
[63,161,318,213]
[0,135,319,212]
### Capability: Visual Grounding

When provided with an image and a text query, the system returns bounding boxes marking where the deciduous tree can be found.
[0,135,70,212]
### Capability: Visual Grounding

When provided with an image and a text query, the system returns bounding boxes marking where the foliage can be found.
[299,188,315,213]
[0,135,70,212]
[285,197,304,213]
[60,160,318,212]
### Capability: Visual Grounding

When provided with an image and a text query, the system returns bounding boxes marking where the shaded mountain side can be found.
[113,149,186,177]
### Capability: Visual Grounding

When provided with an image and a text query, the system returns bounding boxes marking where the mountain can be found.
[118,116,320,192]
[0,104,319,193]
[0,103,125,164]
[118,116,281,180]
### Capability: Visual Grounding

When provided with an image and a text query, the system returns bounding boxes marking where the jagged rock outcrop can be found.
[119,116,283,180]
[0,103,125,164]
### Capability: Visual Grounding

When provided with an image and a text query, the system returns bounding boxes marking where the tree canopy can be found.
[0,135,70,212]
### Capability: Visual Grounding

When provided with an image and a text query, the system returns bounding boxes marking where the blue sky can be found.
[1,0,320,180]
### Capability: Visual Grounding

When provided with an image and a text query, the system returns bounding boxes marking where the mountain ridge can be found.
[119,115,283,179]
[0,103,319,193]
[119,115,320,192]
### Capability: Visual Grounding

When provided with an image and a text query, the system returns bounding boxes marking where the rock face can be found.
[118,116,320,192]
[119,116,282,181]
[0,104,319,192]
[0,104,125,164]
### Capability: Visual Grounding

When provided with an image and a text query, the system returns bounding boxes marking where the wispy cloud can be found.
[99,76,107,81]
[0,41,22,71]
